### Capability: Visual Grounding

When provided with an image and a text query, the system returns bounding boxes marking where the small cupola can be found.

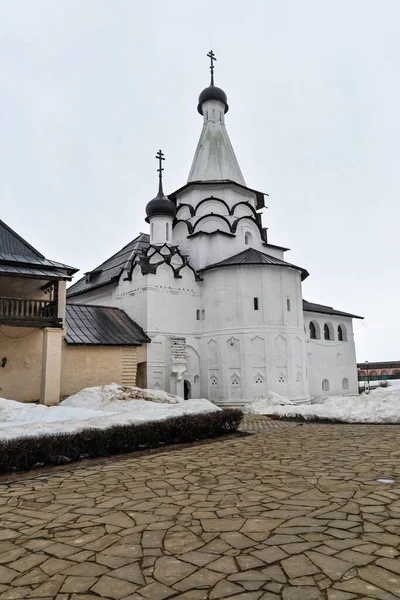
[145,150,176,245]
[197,50,229,115]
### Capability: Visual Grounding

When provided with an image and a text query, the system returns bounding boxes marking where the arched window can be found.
[244,232,252,246]
[322,379,330,392]
[342,378,349,390]
[358,371,366,377]
[286,298,291,312]
[166,222,169,241]
[338,325,343,341]
[194,375,199,384]
[196,309,200,320]
[324,323,333,340]
[309,321,317,339]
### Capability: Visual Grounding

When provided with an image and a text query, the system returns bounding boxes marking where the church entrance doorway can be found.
[184,379,191,400]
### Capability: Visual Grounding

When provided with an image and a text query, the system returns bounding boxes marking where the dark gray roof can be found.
[0,220,77,280]
[198,248,309,280]
[303,300,363,320]
[0,219,44,258]
[67,233,150,298]
[65,304,150,346]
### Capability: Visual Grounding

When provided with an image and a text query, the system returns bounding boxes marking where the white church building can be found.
[67,53,362,406]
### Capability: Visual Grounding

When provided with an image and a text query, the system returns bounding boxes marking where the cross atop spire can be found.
[207,50,216,85]
[155,149,165,195]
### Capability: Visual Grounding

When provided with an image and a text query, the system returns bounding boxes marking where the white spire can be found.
[187,98,246,185]
[188,51,245,185]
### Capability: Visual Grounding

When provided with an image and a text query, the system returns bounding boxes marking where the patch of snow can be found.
[0,384,221,441]
[245,381,400,423]
[243,392,294,414]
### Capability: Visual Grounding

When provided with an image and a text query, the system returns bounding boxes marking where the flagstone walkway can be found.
[0,422,400,600]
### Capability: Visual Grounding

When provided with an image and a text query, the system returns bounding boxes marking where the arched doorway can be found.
[184,379,191,400]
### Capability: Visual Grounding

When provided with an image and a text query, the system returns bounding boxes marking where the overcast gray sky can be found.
[1,0,398,361]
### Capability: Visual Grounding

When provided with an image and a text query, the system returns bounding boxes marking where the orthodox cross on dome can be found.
[155,149,165,194]
[207,50,216,85]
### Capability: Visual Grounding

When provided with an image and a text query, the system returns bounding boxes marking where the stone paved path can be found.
[0,423,400,600]
[239,415,299,433]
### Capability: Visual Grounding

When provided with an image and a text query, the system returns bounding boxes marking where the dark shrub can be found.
[0,409,243,474]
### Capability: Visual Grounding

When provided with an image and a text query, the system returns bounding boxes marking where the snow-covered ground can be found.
[244,380,400,423]
[0,384,220,441]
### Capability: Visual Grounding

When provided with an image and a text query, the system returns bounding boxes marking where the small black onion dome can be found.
[197,84,229,115]
[145,191,176,223]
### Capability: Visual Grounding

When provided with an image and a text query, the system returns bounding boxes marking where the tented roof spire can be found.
[188,51,245,185]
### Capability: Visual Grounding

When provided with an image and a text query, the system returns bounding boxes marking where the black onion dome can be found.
[197,84,229,115]
[145,191,176,223]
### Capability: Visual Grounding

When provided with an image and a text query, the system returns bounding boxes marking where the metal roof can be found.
[67,233,150,298]
[0,264,72,279]
[0,220,77,280]
[303,300,363,320]
[0,219,44,258]
[65,304,150,346]
[198,247,309,280]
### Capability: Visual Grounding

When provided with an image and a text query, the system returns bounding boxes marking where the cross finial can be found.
[155,149,165,195]
[207,50,216,85]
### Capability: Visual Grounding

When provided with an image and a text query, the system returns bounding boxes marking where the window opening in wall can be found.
[255,374,263,384]
[194,375,199,384]
[201,309,205,320]
[324,323,331,340]
[342,377,349,390]
[231,376,240,386]
[296,373,301,383]
[254,297,259,310]
[210,377,218,386]
[287,298,291,311]
[338,325,346,341]
[309,321,317,339]
[150,223,154,239]
[196,309,200,320]
[322,379,330,391]
[166,222,169,241]
[278,374,285,383]
[245,232,252,245]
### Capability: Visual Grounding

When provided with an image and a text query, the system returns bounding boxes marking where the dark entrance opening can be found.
[184,379,191,400]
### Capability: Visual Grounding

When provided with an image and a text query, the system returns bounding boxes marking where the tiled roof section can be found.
[303,300,363,320]
[0,219,44,258]
[67,233,150,298]
[0,220,77,279]
[0,264,73,279]
[198,248,309,280]
[65,304,150,346]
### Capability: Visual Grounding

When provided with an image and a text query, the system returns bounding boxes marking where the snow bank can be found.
[245,381,400,423]
[0,384,220,441]
[244,391,295,415]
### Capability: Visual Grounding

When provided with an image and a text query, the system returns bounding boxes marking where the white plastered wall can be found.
[305,312,359,396]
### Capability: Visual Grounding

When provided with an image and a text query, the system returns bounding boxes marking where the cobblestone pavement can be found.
[0,424,400,600]
[239,415,299,433]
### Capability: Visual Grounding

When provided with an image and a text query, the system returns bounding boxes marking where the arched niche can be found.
[195,198,230,218]
[193,215,231,234]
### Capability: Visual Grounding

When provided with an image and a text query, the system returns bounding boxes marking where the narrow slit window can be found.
[286,298,291,311]
[254,297,259,310]
[196,309,200,320]
[166,222,169,241]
